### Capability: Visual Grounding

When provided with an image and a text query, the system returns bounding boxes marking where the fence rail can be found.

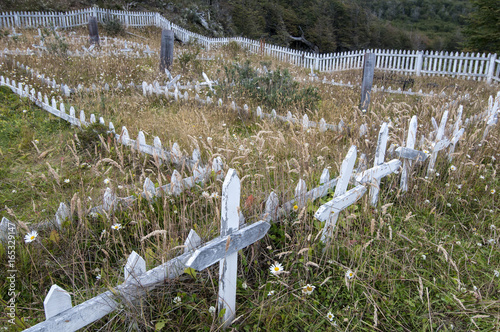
[1,7,499,82]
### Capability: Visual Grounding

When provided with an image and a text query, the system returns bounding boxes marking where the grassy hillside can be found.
[0,27,499,331]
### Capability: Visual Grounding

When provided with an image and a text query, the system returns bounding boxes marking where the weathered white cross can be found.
[185,169,270,328]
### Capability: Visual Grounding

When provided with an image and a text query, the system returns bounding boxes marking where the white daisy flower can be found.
[104,178,110,184]
[242,281,248,289]
[111,223,122,230]
[302,284,315,295]
[326,311,334,322]
[173,296,181,304]
[96,274,101,280]
[449,165,456,171]
[24,230,38,243]
[346,270,355,279]
[270,262,284,275]
[208,306,216,314]
[267,290,275,296]
[494,270,499,278]
[64,179,70,183]
[422,254,426,260]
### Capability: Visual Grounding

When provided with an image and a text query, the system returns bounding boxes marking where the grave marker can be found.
[360,52,375,110]
[88,17,99,46]
[160,29,174,72]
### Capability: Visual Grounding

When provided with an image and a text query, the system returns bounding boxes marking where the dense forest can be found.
[0,0,498,53]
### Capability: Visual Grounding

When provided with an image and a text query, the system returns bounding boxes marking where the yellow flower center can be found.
[307,286,312,291]
[30,236,35,240]
[274,267,279,271]
[293,205,298,210]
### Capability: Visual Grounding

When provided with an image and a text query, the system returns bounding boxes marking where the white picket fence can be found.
[1,8,499,83]
[2,85,498,329]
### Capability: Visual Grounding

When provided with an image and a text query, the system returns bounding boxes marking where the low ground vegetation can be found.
[0,27,499,331]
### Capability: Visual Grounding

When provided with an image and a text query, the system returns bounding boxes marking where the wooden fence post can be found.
[88,16,99,46]
[160,29,174,72]
[427,110,449,175]
[486,54,497,84]
[360,52,375,110]
[415,51,424,76]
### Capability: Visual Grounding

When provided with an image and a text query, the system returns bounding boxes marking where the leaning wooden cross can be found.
[23,169,269,331]
[186,169,270,328]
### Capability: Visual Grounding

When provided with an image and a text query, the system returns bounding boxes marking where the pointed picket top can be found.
[99,117,105,125]
[153,136,162,152]
[169,142,181,164]
[218,169,241,328]
[400,115,418,192]
[193,164,207,183]
[69,106,76,120]
[183,91,189,100]
[137,131,146,151]
[231,101,236,111]
[142,81,147,96]
[44,284,72,320]
[431,117,438,133]
[319,168,330,185]
[264,191,279,222]
[79,110,86,126]
[218,98,223,107]
[90,114,96,124]
[54,202,70,228]
[0,217,15,242]
[212,156,224,180]
[243,104,249,113]
[124,251,146,281]
[170,170,183,196]
[104,83,109,91]
[295,179,307,207]
[359,123,368,137]
[44,94,49,105]
[338,119,345,132]
[287,111,293,122]
[143,177,156,200]
[271,109,277,119]
[51,98,57,110]
[108,122,115,133]
[192,149,201,163]
[184,229,202,253]
[103,188,116,212]
[256,106,263,119]
[302,114,309,129]
[319,118,327,132]
[37,91,43,102]
[60,103,66,116]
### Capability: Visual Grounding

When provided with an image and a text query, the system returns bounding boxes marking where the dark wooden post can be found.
[160,29,174,72]
[360,52,375,110]
[88,16,100,46]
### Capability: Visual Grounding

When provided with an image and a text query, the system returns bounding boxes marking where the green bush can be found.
[222,61,321,110]
[102,15,124,36]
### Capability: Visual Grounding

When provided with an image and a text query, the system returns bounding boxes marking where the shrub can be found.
[102,15,124,36]
[222,61,321,110]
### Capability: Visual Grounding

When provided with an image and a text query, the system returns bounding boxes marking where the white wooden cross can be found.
[318,145,357,243]
[398,116,420,192]
[185,169,270,328]
[369,122,388,206]
[449,105,464,161]
[427,110,449,175]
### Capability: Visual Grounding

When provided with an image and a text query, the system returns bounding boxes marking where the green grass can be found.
[0,28,499,332]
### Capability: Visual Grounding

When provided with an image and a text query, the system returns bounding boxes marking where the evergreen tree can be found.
[464,0,500,53]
